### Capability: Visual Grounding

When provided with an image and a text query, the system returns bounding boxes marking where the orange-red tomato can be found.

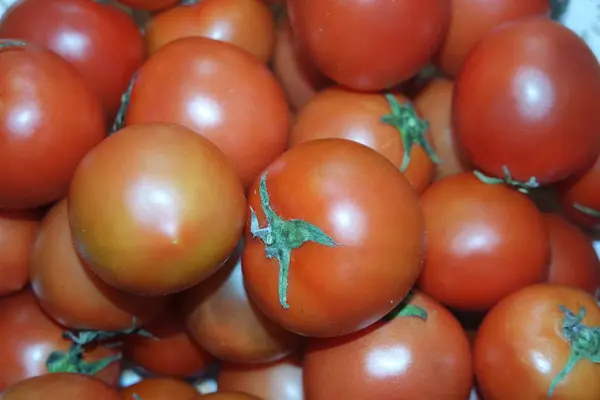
[117,0,178,11]
[200,393,263,400]
[121,378,199,400]
[2,373,121,400]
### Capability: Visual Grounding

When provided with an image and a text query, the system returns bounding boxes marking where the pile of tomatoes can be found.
[0,0,599,399]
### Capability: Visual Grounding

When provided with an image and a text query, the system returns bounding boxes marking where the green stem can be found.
[111,71,138,134]
[46,343,121,375]
[384,292,428,321]
[473,166,539,194]
[574,203,600,218]
[62,317,155,346]
[0,40,27,50]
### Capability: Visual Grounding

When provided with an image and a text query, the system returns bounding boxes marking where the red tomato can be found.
[201,393,263,400]
[145,0,275,62]
[218,355,303,400]
[178,243,302,364]
[117,0,178,12]
[0,209,40,296]
[289,87,437,194]
[1,373,121,400]
[123,308,214,378]
[0,41,105,210]
[124,37,289,189]
[121,378,199,400]
[243,139,425,337]
[0,0,145,121]
[68,123,246,296]
[0,290,121,391]
[303,292,473,400]
[434,0,550,77]
[474,284,600,399]
[287,0,450,90]
[418,173,549,311]
[453,17,600,185]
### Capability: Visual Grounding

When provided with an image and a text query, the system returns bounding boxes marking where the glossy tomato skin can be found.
[118,0,178,12]
[0,209,41,296]
[0,0,145,121]
[1,373,121,400]
[68,123,246,296]
[474,284,600,399]
[125,37,289,189]
[121,378,199,400]
[287,0,450,91]
[454,17,600,184]
[0,290,121,391]
[289,87,435,194]
[418,173,549,311]
[201,393,263,400]
[304,292,473,400]
[434,0,550,77]
[0,42,105,210]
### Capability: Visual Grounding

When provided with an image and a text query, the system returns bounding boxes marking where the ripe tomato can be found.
[1,373,121,400]
[418,173,549,311]
[0,209,40,296]
[474,284,600,399]
[123,308,214,378]
[0,0,145,121]
[303,292,473,400]
[117,0,178,12]
[202,393,263,400]
[289,87,437,194]
[145,0,275,62]
[218,354,303,400]
[178,243,302,364]
[0,41,105,210]
[121,378,199,400]
[287,0,450,91]
[0,290,121,391]
[453,17,600,185]
[124,37,289,189]
[243,139,425,337]
[434,0,550,77]
[68,123,246,296]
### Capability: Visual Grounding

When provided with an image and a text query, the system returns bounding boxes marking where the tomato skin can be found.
[201,393,263,400]
[0,209,40,296]
[125,37,289,189]
[68,123,246,296]
[287,0,450,91]
[117,0,178,12]
[0,42,105,210]
[289,87,435,194]
[303,292,473,400]
[1,373,121,400]
[453,17,600,185]
[121,378,199,400]
[474,284,600,399]
[418,173,549,311]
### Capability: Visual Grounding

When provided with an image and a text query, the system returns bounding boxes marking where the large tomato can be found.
[1,373,121,400]
[242,139,425,337]
[474,284,600,399]
[121,378,199,400]
[418,173,549,311]
[124,37,289,189]
[453,17,600,185]
[68,123,246,296]
[286,0,450,91]
[0,0,144,121]
[303,292,473,400]
[289,87,437,194]
[178,242,302,364]
[0,41,105,210]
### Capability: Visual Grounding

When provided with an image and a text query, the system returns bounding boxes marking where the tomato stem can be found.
[381,94,440,172]
[133,394,142,400]
[548,305,600,397]
[62,317,155,346]
[383,292,428,321]
[249,173,341,309]
[573,203,600,218]
[46,343,121,375]
[473,166,539,194]
[0,40,27,51]
[111,71,138,134]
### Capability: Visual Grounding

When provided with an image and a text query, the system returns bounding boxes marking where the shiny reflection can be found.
[23,343,50,374]
[187,95,222,129]
[206,20,233,41]
[366,345,412,379]
[529,350,552,374]
[451,223,500,256]
[129,179,180,239]
[329,201,364,245]
[6,103,40,139]
[513,67,554,121]
[53,30,90,58]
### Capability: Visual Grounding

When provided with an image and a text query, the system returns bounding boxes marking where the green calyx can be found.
[249,173,341,309]
[550,0,569,21]
[381,94,440,172]
[46,343,121,375]
[548,305,600,397]
[473,166,540,194]
[574,203,600,218]
[383,292,428,321]
[62,317,155,347]
[0,40,27,50]
[111,71,138,134]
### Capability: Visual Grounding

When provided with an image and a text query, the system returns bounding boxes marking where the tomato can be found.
[303,292,473,400]
[1,373,121,400]
[178,242,302,364]
[243,139,424,337]
[121,378,199,400]
[124,38,288,189]
[286,0,450,91]
[0,41,105,210]
[201,393,262,400]
[123,307,214,378]
[289,87,437,194]
[418,173,549,311]
[218,355,303,400]
[434,0,550,77]
[68,123,246,296]
[543,213,600,294]
[117,0,178,12]
[145,0,275,62]
[0,290,121,391]
[474,283,600,399]
[0,209,40,296]
[453,17,600,185]
[0,0,145,121]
